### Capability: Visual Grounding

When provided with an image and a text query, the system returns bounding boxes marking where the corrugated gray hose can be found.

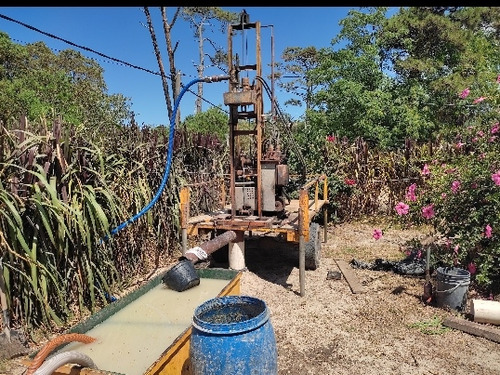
[33,351,97,375]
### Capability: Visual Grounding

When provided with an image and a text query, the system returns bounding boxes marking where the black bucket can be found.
[435,266,470,311]
[162,259,200,292]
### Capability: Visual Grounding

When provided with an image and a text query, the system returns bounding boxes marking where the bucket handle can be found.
[435,281,469,294]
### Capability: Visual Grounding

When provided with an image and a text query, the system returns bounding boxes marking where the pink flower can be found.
[422,204,435,220]
[326,135,336,142]
[492,170,500,186]
[421,164,430,176]
[373,229,383,240]
[477,130,484,137]
[441,193,447,199]
[395,202,409,216]
[497,74,500,84]
[344,178,356,186]
[468,262,477,275]
[473,96,487,104]
[490,136,497,143]
[405,183,417,202]
[485,224,492,238]
[451,180,461,194]
[492,123,500,134]
[456,141,465,149]
[459,88,470,99]
[453,244,459,255]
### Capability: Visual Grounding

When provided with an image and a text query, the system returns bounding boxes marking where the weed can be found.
[409,315,451,335]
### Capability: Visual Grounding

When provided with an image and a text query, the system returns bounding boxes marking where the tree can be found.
[0,32,131,129]
[379,7,500,132]
[143,7,181,124]
[275,46,321,112]
[306,7,402,149]
[182,7,238,114]
[182,106,229,140]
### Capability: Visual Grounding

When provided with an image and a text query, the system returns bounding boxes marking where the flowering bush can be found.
[394,77,500,293]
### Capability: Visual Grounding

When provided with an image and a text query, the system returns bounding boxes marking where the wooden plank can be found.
[188,214,214,225]
[443,316,500,344]
[335,259,366,294]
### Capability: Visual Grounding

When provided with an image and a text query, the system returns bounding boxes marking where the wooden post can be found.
[298,189,309,297]
[179,187,190,255]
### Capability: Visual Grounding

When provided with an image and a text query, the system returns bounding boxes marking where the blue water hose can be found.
[100,76,227,244]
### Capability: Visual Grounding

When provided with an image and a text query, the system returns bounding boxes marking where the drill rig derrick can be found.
[223,11,289,219]
[181,10,329,296]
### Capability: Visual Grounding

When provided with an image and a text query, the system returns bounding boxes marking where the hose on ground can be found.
[33,350,97,375]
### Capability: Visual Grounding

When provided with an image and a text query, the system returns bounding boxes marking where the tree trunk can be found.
[144,7,173,123]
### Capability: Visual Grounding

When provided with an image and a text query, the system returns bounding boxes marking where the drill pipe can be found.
[182,230,237,263]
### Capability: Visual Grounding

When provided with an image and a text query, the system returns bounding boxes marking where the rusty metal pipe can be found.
[183,230,237,263]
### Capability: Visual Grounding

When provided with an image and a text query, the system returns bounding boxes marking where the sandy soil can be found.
[2,219,500,375]
[239,219,500,375]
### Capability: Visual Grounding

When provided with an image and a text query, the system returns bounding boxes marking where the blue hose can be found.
[100,77,204,243]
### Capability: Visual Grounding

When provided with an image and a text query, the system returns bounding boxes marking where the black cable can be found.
[0,13,161,76]
[0,12,229,115]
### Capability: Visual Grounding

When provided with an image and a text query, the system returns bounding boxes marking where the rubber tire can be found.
[305,222,321,270]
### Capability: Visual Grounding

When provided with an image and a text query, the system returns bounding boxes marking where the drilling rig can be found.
[180,10,329,297]
[223,10,289,219]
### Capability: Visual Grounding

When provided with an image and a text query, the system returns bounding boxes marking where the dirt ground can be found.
[2,218,500,375]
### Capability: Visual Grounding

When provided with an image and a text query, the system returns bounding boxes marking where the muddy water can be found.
[61,278,230,375]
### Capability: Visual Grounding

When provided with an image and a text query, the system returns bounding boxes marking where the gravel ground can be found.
[239,220,500,375]
[2,219,500,375]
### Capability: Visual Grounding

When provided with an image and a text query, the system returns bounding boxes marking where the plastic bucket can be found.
[189,295,278,375]
[435,267,470,311]
[162,259,200,292]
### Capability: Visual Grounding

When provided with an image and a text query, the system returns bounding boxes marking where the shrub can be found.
[394,77,500,293]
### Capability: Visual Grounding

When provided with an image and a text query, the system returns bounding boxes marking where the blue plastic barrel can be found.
[189,295,278,375]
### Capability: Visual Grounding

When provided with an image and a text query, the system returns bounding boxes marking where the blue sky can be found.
[0,7,392,126]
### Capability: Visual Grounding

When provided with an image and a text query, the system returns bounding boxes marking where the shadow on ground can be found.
[207,235,299,290]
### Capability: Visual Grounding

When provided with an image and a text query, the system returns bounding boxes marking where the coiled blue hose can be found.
[100,77,204,243]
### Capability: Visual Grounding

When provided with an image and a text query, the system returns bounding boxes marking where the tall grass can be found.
[0,117,227,335]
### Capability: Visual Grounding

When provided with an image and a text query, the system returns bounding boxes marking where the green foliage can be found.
[380,7,499,136]
[409,316,451,335]
[0,32,132,130]
[0,127,122,330]
[289,7,500,151]
[182,106,229,140]
[275,46,321,110]
[0,113,228,331]
[393,76,500,292]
